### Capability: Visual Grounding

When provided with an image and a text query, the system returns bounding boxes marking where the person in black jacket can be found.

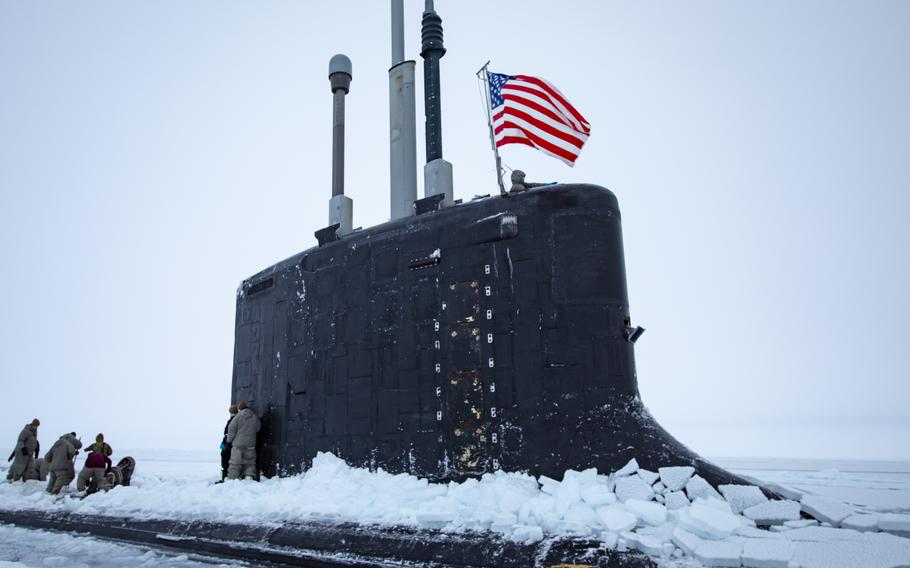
[216,405,238,482]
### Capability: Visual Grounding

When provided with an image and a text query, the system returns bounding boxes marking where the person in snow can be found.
[30,457,49,481]
[45,432,82,494]
[84,433,112,457]
[76,436,113,495]
[217,405,238,483]
[226,401,260,480]
[6,419,40,482]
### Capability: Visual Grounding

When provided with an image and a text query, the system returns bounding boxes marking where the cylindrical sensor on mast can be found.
[328,54,353,235]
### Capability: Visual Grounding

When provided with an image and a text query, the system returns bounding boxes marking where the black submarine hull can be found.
[232,184,746,487]
[0,509,656,567]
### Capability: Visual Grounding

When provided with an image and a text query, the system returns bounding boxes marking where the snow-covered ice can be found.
[0,524,239,567]
[800,494,855,526]
[597,504,638,532]
[625,499,667,526]
[878,513,910,533]
[719,484,768,514]
[664,491,691,510]
[676,501,742,540]
[659,466,695,492]
[2,451,910,568]
[614,458,639,477]
[692,537,743,567]
[615,474,655,502]
[743,499,802,525]
[685,474,723,501]
[741,537,794,568]
[637,468,659,486]
[841,513,882,532]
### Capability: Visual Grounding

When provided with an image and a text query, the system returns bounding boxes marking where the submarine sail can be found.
[231,1,749,490]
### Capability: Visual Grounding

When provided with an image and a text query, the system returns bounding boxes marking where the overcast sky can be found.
[1,1,908,462]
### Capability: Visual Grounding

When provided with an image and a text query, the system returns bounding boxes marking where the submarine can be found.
[0,3,768,566]
[231,0,751,492]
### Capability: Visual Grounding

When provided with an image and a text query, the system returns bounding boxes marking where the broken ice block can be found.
[800,495,854,527]
[615,475,654,502]
[743,500,801,525]
[741,536,795,568]
[685,474,723,501]
[659,466,695,491]
[719,484,769,514]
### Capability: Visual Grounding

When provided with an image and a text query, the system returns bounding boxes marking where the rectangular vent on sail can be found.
[408,249,441,271]
[246,278,274,296]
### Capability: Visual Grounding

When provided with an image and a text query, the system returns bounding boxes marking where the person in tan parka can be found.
[45,432,82,494]
[226,402,260,480]
[6,419,40,482]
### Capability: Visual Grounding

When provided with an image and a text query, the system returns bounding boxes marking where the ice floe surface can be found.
[0,524,240,567]
[2,452,910,567]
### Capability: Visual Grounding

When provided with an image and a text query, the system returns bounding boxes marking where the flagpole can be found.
[476,61,506,195]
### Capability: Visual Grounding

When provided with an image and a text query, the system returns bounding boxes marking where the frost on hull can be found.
[232,184,748,488]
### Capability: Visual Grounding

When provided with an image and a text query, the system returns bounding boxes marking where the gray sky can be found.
[1,1,908,461]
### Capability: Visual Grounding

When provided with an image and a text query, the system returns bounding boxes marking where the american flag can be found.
[487,71,590,166]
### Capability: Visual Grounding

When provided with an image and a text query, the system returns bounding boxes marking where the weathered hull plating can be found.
[232,184,745,487]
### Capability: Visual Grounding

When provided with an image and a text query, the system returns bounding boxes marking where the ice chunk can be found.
[614,458,639,477]
[614,475,654,502]
[600,530,619,549]
[563,467,598,487]
[784,519,818,528]
[551,520,592,536]
[637,468,659,485]
[518,494,555,523]
[597,505,638,533]
[415,512,454,528]
[800,495,855,526]
[685,474,722,501]
[579,484,616,507]
[737,526,786,539]
[664,491,690,510]
[563,502,598,526]
[654,493,665,504]
[553,475,581,517]
[677,502,742,540]
[840,514,879,532]
[719,484,769,514]
[671,527,701,556]
[625,499,667,526]
[698,496,735,513]
[658,466,695,491]
[878,513,910,533]
[741,536,795,568]
[763,481,803,501]
[539,475,560,495]
[743,500,801,525]
[784,526,861,541]
[693,537,743,567]
[625,532,670,557]
[509,525,543,544]
[652,481,666,493]
[789,531,910,568]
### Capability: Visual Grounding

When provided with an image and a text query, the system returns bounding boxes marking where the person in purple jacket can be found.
[76,434,113,495]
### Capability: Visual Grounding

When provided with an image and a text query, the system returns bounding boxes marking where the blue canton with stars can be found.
[487,71,514,109]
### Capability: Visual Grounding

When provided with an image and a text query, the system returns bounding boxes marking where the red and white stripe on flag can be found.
[488,72,590,166]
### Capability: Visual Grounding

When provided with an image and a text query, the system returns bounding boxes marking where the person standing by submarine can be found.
[226,402,259,480]
[6,418,40,482]
[216,405,238,483]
